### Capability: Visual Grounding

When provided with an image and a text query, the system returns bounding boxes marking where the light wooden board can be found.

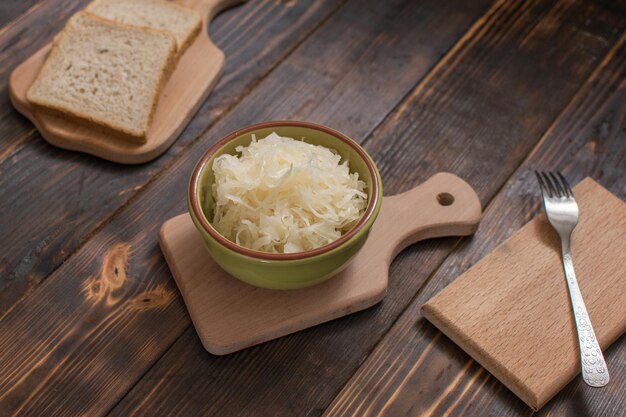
[160,173,482,355]
[8,0,243,164]
[422,178,626,411]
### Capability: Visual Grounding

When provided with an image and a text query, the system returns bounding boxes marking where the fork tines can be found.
[535,171,573,198]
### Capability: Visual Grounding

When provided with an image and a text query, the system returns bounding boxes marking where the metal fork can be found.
[535,171,609,387]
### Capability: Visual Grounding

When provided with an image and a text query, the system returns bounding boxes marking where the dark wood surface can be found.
[0,0,624,416]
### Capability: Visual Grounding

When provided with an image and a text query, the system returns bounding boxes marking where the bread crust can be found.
[26,12,177,144]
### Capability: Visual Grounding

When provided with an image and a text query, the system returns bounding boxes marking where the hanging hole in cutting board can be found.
[437,192,455,206]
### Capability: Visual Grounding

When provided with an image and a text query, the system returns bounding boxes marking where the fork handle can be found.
[560,237,610,387]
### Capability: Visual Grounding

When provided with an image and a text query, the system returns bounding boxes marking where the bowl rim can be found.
[188,120,381,261]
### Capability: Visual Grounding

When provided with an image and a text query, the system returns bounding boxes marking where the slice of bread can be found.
[27,12,177,143]
[86,0,202,56]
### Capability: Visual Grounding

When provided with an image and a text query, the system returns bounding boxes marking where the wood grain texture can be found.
[9,0,242,164]
[0,0,42,29]
[0,0,623,416]
[107,1,626,416]
[423,178,626,410]
[0,0,347,318]
[323,27,626,417]
[0,0,500,415]
[161,173,481,355]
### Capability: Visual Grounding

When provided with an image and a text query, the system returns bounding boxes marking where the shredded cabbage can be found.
[210,132,368,253]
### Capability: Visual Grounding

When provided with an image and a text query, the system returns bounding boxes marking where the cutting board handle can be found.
[371,172,482,263]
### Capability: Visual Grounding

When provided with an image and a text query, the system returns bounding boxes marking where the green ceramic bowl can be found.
[188,121,382,289]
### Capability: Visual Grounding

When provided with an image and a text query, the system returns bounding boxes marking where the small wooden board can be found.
[160,173,482,355]
[422,178,626,411]
[8,0,242,164]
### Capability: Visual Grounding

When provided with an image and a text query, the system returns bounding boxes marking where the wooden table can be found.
[0,1,624,416]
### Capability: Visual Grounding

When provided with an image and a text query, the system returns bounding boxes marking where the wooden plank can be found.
[423,178,625,410]
[323,29,626,417]
[0,0,346,317]
[0,0,499,415]
[106,1,626,416]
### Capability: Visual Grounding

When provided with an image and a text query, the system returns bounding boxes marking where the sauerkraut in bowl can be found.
[188,121,382,289]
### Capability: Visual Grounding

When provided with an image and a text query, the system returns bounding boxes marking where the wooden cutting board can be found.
[160,173,482,355]
[422,178,626,411]
[8,0,243,164]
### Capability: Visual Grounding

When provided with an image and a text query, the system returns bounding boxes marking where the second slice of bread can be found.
[27,12,177,143]
[86,0,202,56]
